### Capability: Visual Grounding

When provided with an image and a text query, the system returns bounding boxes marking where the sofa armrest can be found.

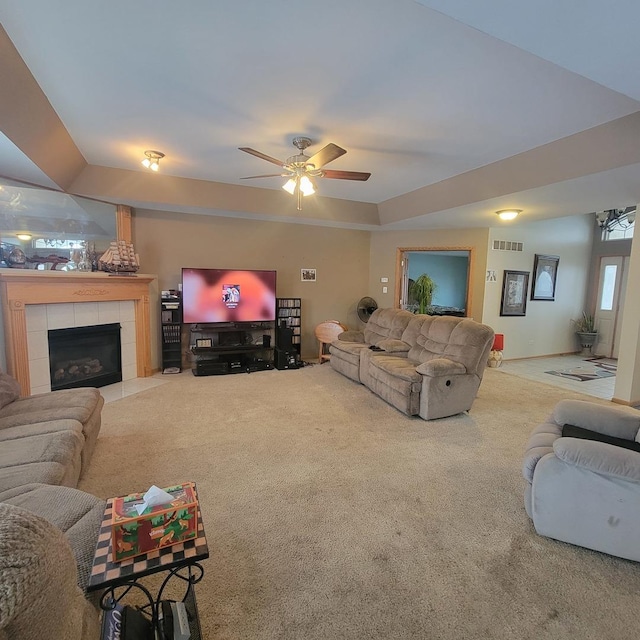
[553,437,640,482]
[0,373,21,410]
[553,399,640,441]
[522,422,563,483]
[377,339,411,353]
[338,330,364,343]
[415,358,466,377]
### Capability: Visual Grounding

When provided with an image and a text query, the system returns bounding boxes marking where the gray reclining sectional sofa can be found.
[0,371,106,639]
[330,308,494,420]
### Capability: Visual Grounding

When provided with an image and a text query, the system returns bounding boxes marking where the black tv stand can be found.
[190,322,274,376]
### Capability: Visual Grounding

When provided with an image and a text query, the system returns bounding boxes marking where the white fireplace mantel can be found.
[0,270,156,396]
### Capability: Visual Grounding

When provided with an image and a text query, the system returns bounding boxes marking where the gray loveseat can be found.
[523,399,640,561]
[0,371,106,638]
[330,308,494,420]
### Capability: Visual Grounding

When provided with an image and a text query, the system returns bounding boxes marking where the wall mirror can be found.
[0,178,122,270]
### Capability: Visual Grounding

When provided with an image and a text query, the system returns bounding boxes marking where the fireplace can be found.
[48,323,122,391]
[0,270,154,396]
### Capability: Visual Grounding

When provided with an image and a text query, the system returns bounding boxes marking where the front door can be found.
[593,256,626,358]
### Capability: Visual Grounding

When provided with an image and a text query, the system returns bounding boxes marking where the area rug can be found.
[584,357,617,373]
[79,366,640,640]
[545,358,616,381]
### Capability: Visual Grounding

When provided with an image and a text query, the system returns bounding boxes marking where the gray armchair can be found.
[523,399,640,561]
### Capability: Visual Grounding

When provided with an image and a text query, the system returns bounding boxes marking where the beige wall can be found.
[368,227,490,322]
[0,26,86,189]
[132,209,371,366]
[483,214,593,360]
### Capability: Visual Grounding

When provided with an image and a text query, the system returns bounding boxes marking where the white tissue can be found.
[135,485,175,516]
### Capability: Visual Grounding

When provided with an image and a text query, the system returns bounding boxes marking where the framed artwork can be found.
[531,254,559,301]
[500,270,530,316]
[301,268,316,282]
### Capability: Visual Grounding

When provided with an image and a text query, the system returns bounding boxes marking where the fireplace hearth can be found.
[48,323,122,391]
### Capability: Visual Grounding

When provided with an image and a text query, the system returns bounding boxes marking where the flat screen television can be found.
[182,268,277,324]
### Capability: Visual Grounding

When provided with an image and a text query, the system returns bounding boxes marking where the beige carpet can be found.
[79,366,640,640]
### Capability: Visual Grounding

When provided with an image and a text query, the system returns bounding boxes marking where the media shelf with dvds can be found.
[276,298,302,361]
[161,294,183,373]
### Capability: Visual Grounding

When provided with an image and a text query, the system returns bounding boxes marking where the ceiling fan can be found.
[239,137,371,210]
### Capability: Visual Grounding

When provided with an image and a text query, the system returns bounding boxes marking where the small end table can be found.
[87,484,209,639]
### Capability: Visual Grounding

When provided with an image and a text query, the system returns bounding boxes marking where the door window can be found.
[599,265,617,311]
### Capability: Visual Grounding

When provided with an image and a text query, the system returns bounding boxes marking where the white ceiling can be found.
[1,0,640,228]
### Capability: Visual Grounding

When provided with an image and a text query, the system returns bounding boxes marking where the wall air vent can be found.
[492,240,523,252]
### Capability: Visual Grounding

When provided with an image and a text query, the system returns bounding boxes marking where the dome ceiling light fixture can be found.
[595,207,636,232]
[141,150,165,172]
[496,209,522,221]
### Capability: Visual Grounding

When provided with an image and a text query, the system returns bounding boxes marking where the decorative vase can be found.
[77,249,91,272]
[576,331,598,355]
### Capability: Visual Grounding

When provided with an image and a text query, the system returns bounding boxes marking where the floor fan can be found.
[357,297,378,323]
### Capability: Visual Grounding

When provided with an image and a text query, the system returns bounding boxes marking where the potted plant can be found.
[409,273,438,314]
[572,311,598,354]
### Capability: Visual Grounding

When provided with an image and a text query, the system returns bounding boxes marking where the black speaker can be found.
[262,334,271,348]
[274,348,298,370]
[276,324,293,350]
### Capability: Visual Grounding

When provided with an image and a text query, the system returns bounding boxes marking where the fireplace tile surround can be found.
[27,302,135,394]
[0,270,155,396]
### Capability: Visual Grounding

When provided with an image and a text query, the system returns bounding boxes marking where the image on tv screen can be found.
[182,268,276,323]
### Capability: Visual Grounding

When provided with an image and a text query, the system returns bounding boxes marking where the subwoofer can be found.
[274,348,298,370]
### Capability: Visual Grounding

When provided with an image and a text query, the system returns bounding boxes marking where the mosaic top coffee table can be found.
[87,484,209,639]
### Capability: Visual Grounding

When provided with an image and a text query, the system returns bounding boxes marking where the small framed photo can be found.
[196,338,212,348]
[531,254,559,301]
[301,268,316,282]
[500,270,530,316]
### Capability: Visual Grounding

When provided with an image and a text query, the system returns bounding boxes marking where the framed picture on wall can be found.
[500,270,530,316]
[531,254,559,301]
[301,268,316,282]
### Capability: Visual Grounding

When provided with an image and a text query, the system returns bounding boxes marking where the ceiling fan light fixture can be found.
[141,150,165,171]
[282,178,297,195]
[240,137,371,211]
[496,209,521,221]
[299,175,315,196]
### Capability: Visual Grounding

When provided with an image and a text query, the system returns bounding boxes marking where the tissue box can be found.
[111,482,198,562]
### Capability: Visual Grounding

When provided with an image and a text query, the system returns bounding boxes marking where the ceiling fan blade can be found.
[238,147,285,167]
[307,143,347,169]
[240,174,284,179]
[322,169,371,181]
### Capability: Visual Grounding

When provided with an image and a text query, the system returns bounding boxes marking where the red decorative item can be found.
[492,334,504,351]
[110,482,198,562]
